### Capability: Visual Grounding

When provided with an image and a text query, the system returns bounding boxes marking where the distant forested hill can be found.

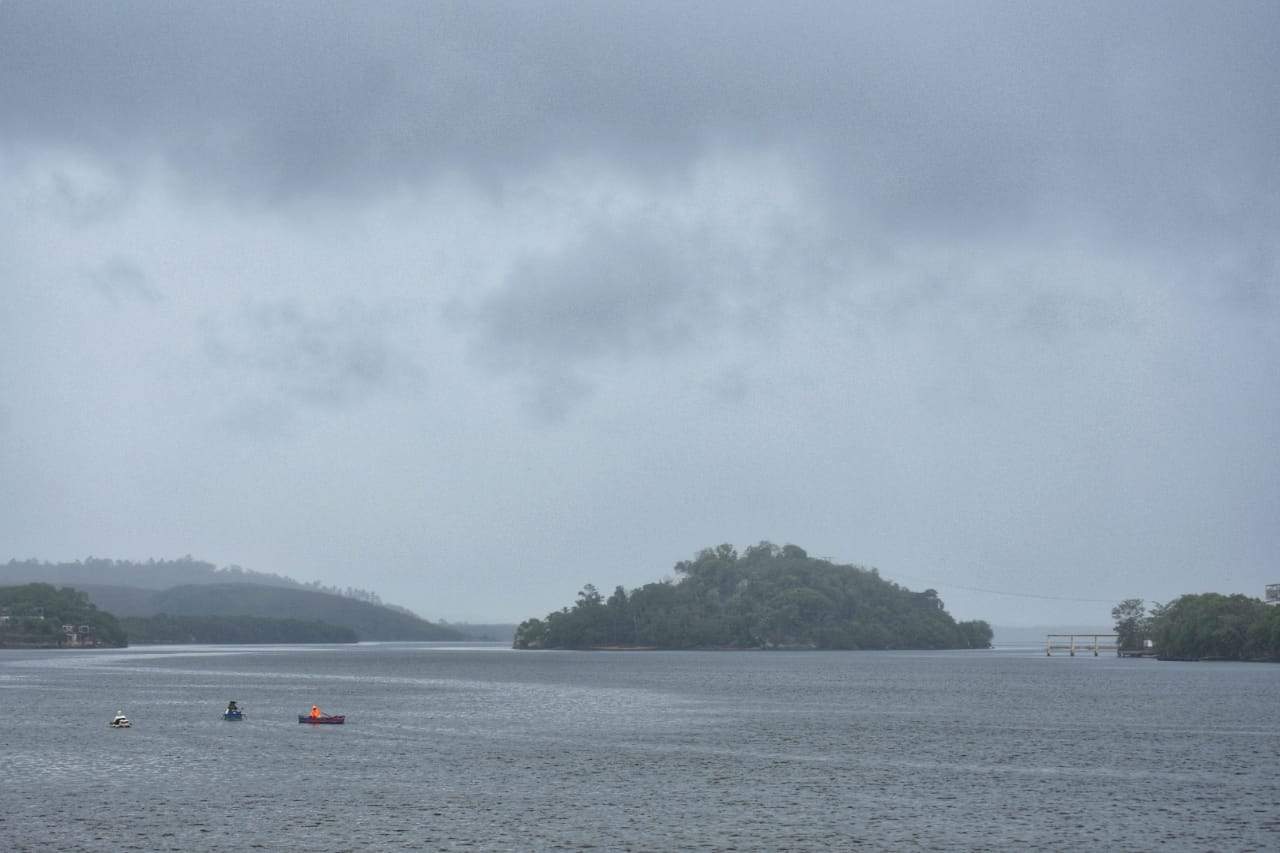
[514,543,992,651]
[143,584,462,641]
[1,558,461,641]
[0,557,388,604]
[2,557,299,590]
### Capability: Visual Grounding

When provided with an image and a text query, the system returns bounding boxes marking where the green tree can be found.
[576,584,603,607]
[605,585,635,645]
[513,617,548,649]
[1111,598,1149,651]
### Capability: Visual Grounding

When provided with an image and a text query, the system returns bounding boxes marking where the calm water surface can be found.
[1,643,1277,850]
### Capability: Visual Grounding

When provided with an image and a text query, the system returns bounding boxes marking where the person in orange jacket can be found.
[310,705,322,719]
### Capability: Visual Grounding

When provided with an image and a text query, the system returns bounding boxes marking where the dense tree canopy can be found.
[1147,593,1280,661]
[0,583,127,647]
[514,543,992,651]
[1111,598,1152,651]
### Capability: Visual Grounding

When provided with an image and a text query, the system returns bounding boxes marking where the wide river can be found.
[1,643,1277,850]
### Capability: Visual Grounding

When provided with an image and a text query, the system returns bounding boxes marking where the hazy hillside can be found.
[146,583,463,641]
[2,558,389,605]
[2,557,299,590]
[1,559,455,641]
[72,584,161,617]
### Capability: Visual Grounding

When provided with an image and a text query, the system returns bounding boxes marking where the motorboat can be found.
[109,712,131,729]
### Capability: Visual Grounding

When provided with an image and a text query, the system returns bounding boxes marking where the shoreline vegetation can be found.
[514,543,993,651]
[0,583,128,648]
[1114,594,1280,663]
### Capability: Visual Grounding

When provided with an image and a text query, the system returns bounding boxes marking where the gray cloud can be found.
[6,4,1276,336]
[478,231,693,365]
[4,3,1276,241]
[467,227,699,416]
[461,166,855,412]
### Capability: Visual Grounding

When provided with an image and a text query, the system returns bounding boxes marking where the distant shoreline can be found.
[539,644,997,652]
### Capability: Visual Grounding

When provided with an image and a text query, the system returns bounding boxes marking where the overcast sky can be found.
[2,2,1277,625]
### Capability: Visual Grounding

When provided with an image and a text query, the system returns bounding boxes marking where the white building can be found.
[1266,583,1280,606]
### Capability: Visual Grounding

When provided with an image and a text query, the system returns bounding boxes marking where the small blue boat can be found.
[223,709,244,720]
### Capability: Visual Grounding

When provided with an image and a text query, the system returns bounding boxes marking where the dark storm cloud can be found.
[4,2,1275,238]
[466,226,700,417]
[6,4,1277,357]
[473,229,691,365]
[463,178,856,412]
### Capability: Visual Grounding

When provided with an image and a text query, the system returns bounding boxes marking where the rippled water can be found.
[2,643,1278,850]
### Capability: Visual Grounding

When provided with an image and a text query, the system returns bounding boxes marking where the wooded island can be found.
[515,543,992,651]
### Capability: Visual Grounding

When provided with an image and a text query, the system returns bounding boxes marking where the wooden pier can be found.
[1045,633,1119,656]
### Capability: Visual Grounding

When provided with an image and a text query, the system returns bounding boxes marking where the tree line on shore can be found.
[0,583,128,647]
[1113,594,1280,661]
[515,543,993,651]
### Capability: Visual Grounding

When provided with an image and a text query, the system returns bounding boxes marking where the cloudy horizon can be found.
[2,2,1277,625]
